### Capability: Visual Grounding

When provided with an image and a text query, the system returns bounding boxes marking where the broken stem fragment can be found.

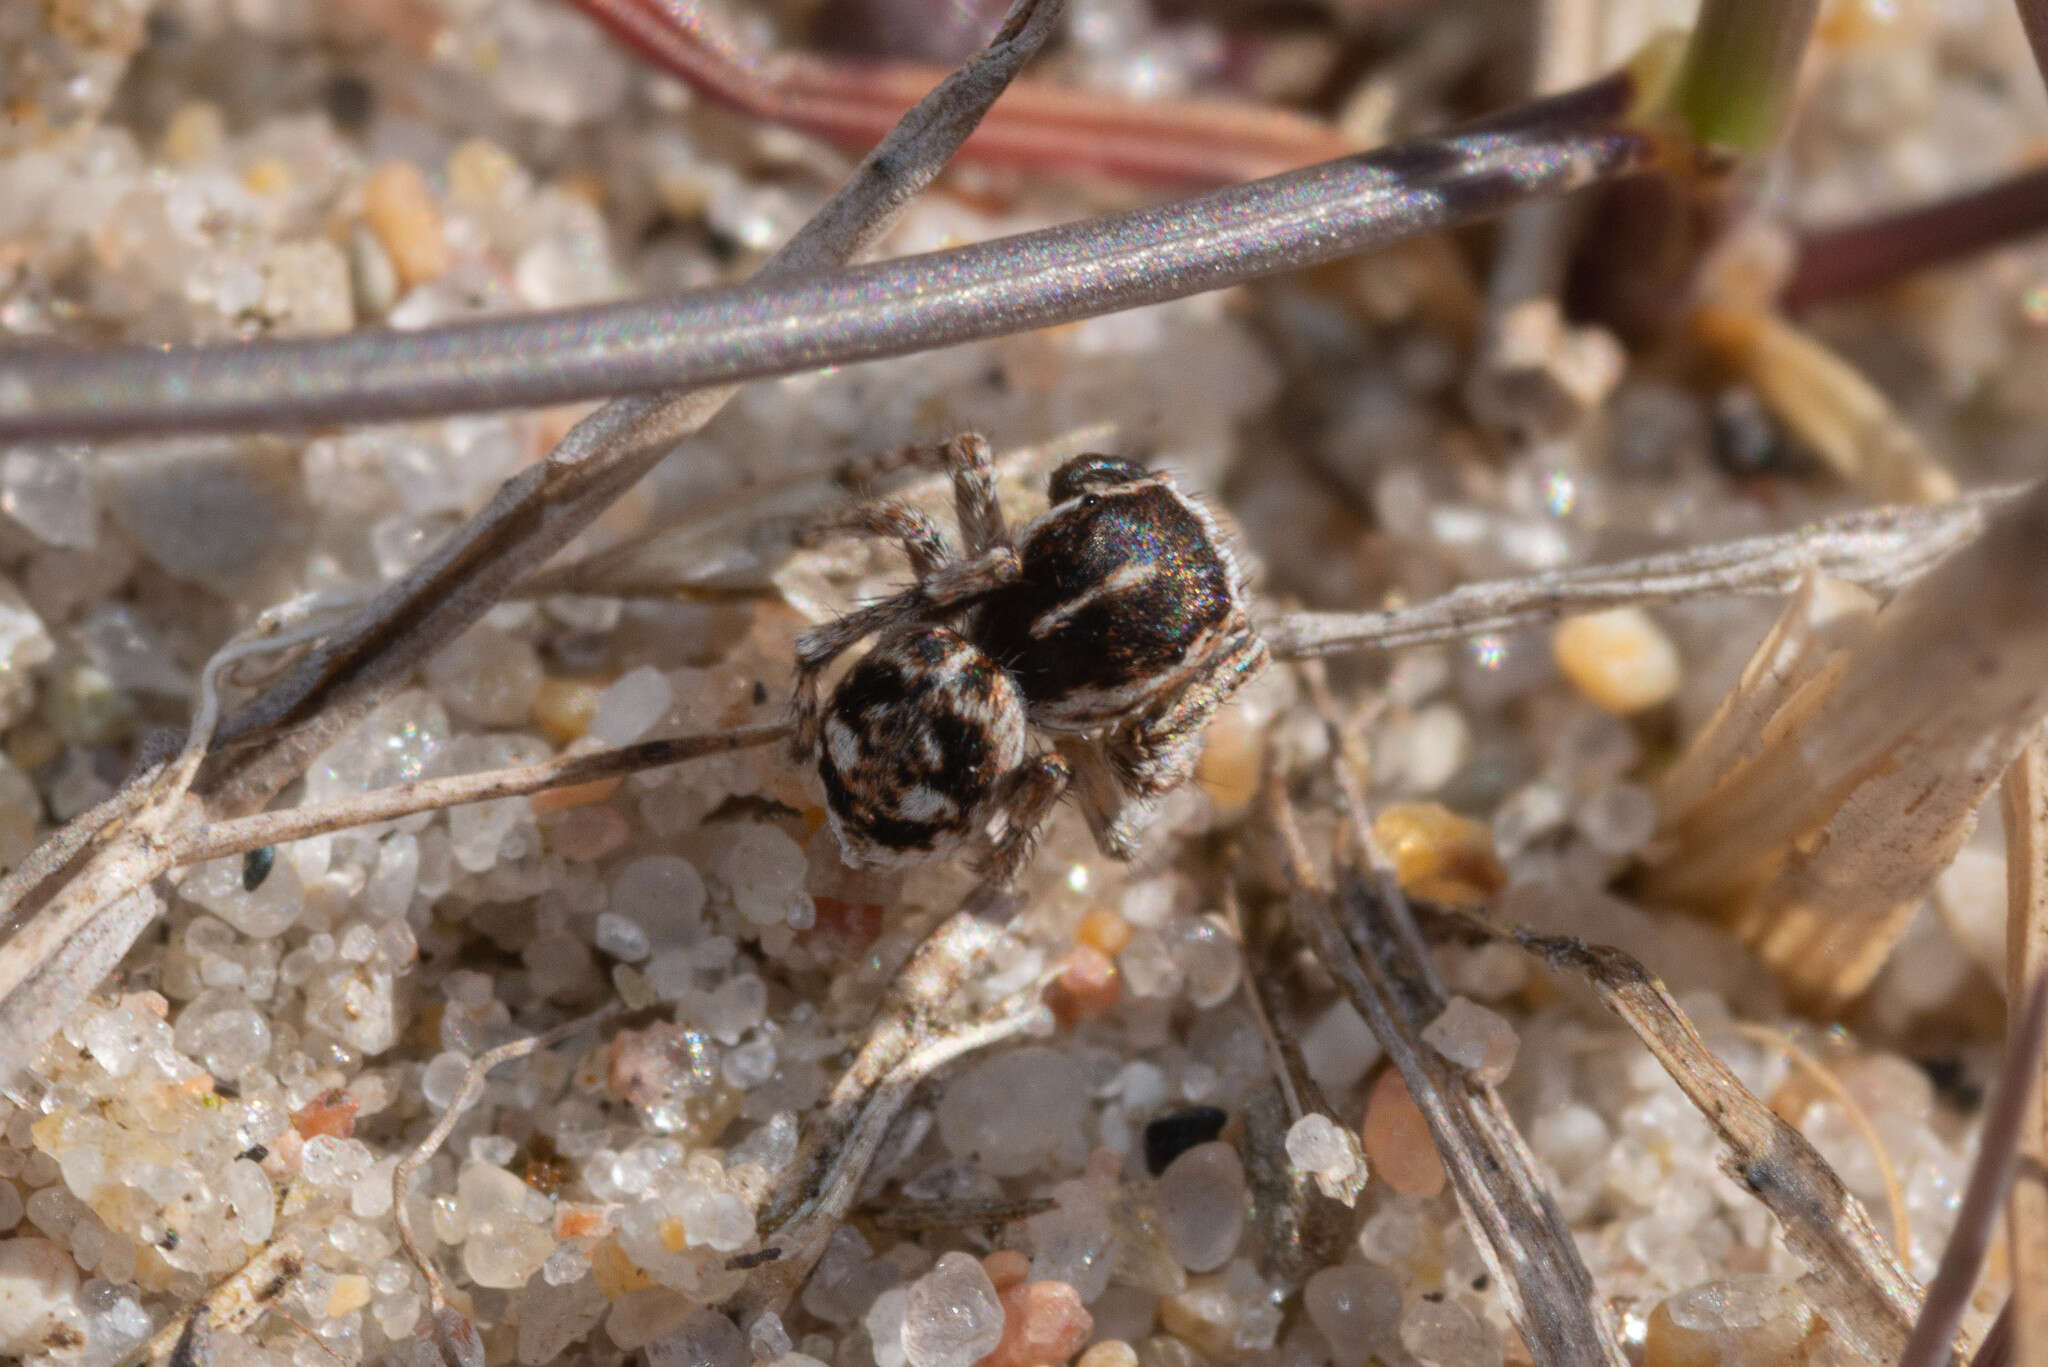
[1645,479,2048,1008]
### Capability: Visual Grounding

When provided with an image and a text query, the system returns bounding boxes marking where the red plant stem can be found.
[563,0,1350,186]
[1783,162,2048,308]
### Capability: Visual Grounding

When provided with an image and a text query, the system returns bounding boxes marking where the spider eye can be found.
[1080,493,1101,509]
[1049,453,1148,504]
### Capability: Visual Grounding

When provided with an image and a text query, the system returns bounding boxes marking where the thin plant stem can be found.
[1897,975,2048,1367]
[562,0,1347,186]
[1667,0,1822,155]
[0,73,1658,442]
[1783,164,2048,308]
[1265,485,2013,659]
[168,723,791,866]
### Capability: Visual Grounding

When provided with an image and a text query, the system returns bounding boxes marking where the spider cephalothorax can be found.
[793,435,1267,881]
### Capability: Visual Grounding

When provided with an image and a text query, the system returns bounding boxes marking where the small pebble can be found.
[979,1280,1093,1367]
[1373,803,1506,904]
[1304,1264,1402,1367]
[241,845,275,892]
[1046,946,1120,1025]
[1421,997,1520,1085]
[0,1237,78,1354]
[1076,1342,1138,1367]
[1644,1277,1813,1367]
[981,1250,1031,1291]
[363,161,450,288]
[1552,608,1681,715]
[1143,1106,1228,1177]
[1154,1141,1245,1273]
[901,1252,1004,1367]
[1361,1069,1445,1197]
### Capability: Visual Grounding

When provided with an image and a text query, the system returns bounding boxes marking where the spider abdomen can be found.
[976,479,1240,729]
[816,626,1028,867]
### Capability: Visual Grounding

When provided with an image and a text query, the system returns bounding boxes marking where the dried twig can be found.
[1898,975,2048,1367]
[1266,486,2011,659]
[562,0,1348,186]
[1264,699,1629,1367]
[725,887,1043,1320]
[0,70,1662,441]
[1501,927,1944,1364]
[2000,731,2048,1364]
[0,0,1069,1093]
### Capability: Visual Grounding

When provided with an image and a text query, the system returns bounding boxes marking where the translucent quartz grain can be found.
[1400,1295,1500,1367]
[1284,1114,1367,1204]
[1304,1264,1403,1367]
[1643,1277,1813,1366]
[588,665,673,746]
[1026,1178,1115,1302]
[901,1252,1005,1367]
[1154,1141,1246,1273]
[937,1047,1086,1179]
[1420,997,1519,1085]
[0,1237,77,1355]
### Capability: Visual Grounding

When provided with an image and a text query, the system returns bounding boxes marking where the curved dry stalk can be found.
[1730,1022,1910,1253]
[392,1008,619,1311]
[1783,164,2048,309]
[1265,485,2012,659]
[1897,975,2048,1367]
[0,69,1661,442]
[0,1,1066,1092]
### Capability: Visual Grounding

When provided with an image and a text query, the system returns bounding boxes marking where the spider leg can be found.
[791,547,1021,754]
[838,432,1008,557]
[796,500,953,581]
[977,752,1072,888]
[1105,627,1269,800]
[1057,736,1153,862]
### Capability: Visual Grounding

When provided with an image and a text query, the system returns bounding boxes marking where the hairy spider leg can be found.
[837,432,1008,558]
[979,752,1073,887]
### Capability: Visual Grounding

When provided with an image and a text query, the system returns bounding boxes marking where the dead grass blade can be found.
[1644,478,2048,1010]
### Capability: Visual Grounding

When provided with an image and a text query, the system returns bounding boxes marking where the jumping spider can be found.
[793,434,1268,883]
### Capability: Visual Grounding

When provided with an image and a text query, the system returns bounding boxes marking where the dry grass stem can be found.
[2000,731,2048,1366]
[1266,486,2008,659]
[171,724,791,866]
[1691,303,1957,503]
[1502,927,1943,1364]
[1265,763,1629,1367]
[0,0,1066,1092]
[1644,480,2048,1009]
[1897,976,2048,1367]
